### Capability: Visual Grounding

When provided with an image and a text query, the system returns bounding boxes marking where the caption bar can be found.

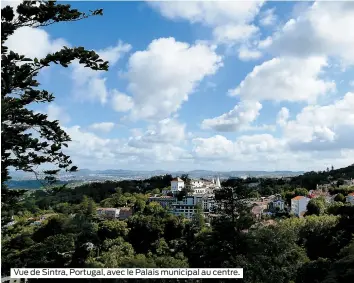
[11,268,243,279]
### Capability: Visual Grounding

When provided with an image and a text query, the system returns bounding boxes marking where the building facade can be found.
[171,177,185,192]
[291,196,310,217]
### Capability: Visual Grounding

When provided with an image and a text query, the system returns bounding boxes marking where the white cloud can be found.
[257,36,273,49]
[5,26,68,58]
[98,41,132,66]
[213,24,259,45]
[71,63,108,104]
[89,122,115,133]
[276,107,290,127]
[149,1,264,54]
[111,90,134,112]
[43,104,71,125]
[259,8,277,26]
[62,125,191,169]
[238,46,262,61]
[128,118,186,148]
[192,133,283,161]
[201,100,262,132]
[125,37,222,120]
[149,1,263,27]
[283,92,354,151]
[228,56,335,103]
[71,41,131,105]
[269,1,354,65]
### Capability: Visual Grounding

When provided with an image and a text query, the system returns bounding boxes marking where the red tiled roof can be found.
[292,196,305,201]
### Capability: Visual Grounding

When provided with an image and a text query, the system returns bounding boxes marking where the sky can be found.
[3,0,354,172]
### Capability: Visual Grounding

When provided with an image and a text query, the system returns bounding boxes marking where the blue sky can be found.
[4,1,354,172]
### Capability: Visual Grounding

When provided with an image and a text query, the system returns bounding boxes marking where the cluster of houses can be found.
[251,188,354,218]
[149,177,354,220]
[149,177,221,220]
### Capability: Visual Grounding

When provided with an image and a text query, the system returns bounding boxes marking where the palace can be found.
[149,176,221,219]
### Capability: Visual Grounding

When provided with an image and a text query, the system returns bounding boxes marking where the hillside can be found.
[290,164,354,190]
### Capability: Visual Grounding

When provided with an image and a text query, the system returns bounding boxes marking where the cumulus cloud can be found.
[125,37,222,121]
[201,100,262,132]
[283,92,354,151]
[149,1,264,58]
[269,1,354,65]
[276,107,290,127]
[62,125,192,169]
[238,46,262,61]
[128,118,186,148]
[228,56,335,103]
[213,24,259,45]
[5,26,68,59]
[72,41,131,105]
[111,90,134,112]
[39,104,71,125]
[259,8,277,26]
[98,41,132,65]
[89,122,115,133]
[192,134,283,161]
[149,1,263,27]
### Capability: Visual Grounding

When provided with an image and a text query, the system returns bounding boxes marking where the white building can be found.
[96,208,120,219]
[215,176,221,188]
[291,196,310,217]
[171,177,185,192]
[193,187,208,194]
[148,196,176,208]
[267,195,286,211]
[191,179,204,188]
[346,192,354,205]
[269,199,285,211]
[171,194,216,220]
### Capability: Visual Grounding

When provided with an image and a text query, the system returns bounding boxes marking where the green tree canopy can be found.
[1,1,108,212]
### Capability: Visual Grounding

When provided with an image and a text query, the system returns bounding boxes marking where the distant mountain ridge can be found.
[7,169,304,190]
[9,168,304,178]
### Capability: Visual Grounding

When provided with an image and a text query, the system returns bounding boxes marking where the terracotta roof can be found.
[292,196,305,201]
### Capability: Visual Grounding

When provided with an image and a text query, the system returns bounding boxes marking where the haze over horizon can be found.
[4,0,354,173]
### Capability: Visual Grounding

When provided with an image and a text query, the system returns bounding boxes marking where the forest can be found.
[2,172,354,283]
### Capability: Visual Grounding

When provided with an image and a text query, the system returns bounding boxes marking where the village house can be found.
[291,196,310,217]
[97,208,120,219]
[96,207,133,220]
[267,195,286,212]
[171,177,185,192]
[118,207,133,219]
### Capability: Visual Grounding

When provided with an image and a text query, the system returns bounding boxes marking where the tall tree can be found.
[1,1,108,207]
[210,185,255,266]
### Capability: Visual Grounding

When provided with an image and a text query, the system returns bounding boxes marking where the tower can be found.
[215,176,221,188]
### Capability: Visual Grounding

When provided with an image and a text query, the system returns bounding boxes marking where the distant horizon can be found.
[11,163,354,174]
